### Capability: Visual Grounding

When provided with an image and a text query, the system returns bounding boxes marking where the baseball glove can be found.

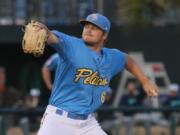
[22,20,47,56]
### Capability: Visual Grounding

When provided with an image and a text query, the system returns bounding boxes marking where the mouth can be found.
[84,33,93,37]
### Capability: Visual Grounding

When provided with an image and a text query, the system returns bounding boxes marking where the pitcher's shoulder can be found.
[103,48,126,55]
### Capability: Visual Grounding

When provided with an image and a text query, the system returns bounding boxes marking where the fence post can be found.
[170,114,176,135]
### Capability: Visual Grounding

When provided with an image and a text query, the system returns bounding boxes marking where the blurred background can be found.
[0,0,180,135]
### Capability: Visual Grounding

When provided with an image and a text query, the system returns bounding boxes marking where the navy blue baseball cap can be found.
[80,13,111,33]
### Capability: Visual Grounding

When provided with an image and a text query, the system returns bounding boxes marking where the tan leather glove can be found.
[22,20,47,56]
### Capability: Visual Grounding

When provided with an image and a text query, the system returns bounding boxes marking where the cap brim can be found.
[79,19,105,32]
[80,19,88,25]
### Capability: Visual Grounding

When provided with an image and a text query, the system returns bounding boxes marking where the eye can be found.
[84,24,90,29]
[92,26,98,30]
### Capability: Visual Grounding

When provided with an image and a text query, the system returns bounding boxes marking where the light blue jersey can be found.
[49,31,126,115]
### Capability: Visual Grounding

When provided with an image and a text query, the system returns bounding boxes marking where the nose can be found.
[84,28,92,35]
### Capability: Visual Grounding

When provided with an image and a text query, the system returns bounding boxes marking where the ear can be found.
[103,33,108,40]
[102,33,108,42]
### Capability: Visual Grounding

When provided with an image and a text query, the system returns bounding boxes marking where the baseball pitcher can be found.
[22,13,159,135]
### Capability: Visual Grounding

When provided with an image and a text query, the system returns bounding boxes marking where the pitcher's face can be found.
[82,23,107,46]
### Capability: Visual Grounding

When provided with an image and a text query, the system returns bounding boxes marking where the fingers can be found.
[155,85,160,93]
[143,80,159,97]
[144,86,159,97]
[146,87,159,97]
[150,90,158,97]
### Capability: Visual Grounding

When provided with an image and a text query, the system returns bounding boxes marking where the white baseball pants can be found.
[37,105,107,135]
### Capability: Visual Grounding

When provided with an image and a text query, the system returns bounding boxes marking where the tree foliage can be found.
[117,0,180,27]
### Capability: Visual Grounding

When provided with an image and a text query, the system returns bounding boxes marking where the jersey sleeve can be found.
[44,53,60,71]
[49,30,75,58]
[111,49,126,77]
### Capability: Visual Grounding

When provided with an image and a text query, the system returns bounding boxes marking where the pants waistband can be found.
[46,105,90,120]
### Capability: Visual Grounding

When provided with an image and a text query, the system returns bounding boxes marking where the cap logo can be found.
[90,14,98,21]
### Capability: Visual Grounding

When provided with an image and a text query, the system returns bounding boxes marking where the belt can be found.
[56,109,89,120]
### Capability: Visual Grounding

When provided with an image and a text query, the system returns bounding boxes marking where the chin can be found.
[84,40,94,46]
[83,37,93,44]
